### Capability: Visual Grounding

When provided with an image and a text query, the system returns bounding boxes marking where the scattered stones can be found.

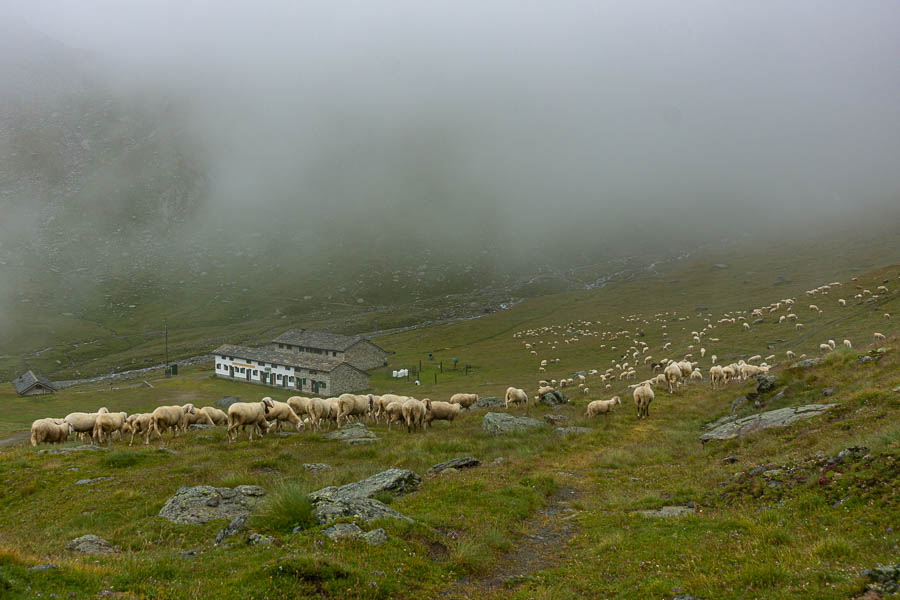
[158,485,266,525]
[323,523,363,541]
[303,463,332,473]
[66,534,117,554]
[482,412,545,435]
[791,358,824,369]
[313,496,413,525]
[426,457,480,475]
[473,396,504,409]
[730,396,748,415]
[363,528,388,546]
[554,427,592,437]
[322,423,378,443]
[189,424,215,430]
[28,564,59,572]
[700,404,838,442]
[247,533,273,547]
[704,415,737,431]
[862,563,900,596]
[39,445,107,456]
[858,355,881,364]
[215,515,248,545]
[638,505,695,518]
[216,396,241,410]
[756,375,777,394]
[75,477,113,486]
[538,391,568,406]
[308,469,421,504]
[543,414,568,426]
[822,387,837,397]
[490,457,508,466]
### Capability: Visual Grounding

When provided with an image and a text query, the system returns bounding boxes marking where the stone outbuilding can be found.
[12,370,58,396]
[270,329,388,371]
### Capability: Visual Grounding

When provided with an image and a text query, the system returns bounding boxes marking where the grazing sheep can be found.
[266,400,304,432]
[383,401,405,430]
[885,313,892,320]
[337,393,373,427]
[709,365,725,389]
[200,406,228,426]
[722,365,736,383]
[740,364,769,380]
[64,410,109,443]
[819,343,832,353]
[287,396,313,421]
[306,397,331,430]
[184,410,215,427]
[149,404,196,440]
[30,418,73,446]
[664,362,682,394]
[838,299,846,306]
[743,322,751,331]
[92,412,128,445]
[843,339,852,349]
[690,369,703,381]
[122,413,154,446]
[226,399,274,442]
[874,332,886,342]
[585,396,621,418]
[633,384,654,419]
[505,387,529,409]
[424,401,461,427]
[786,350,795,360]
[582,387,590,395]
[402,398,430,433]
[449,393,478,411]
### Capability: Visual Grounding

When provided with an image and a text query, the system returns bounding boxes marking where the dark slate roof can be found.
[212,344,367,375]
[271,329,384,352]
[12,370,57,395]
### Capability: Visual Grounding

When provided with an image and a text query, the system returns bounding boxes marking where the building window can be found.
[253,370,258,376]
[320,382,326,389]
[332,351,337,357]
[288,376,294,383]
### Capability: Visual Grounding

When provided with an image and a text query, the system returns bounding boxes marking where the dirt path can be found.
[443,481,583,598]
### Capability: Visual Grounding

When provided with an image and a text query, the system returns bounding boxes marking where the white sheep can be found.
[664,362,682,394]
[873,332,886,342]
[383,401,405,430]
[505,387,529,409]
[266,400,305,432]
[402,398,430,433]
[843,339,852,349]
[30,418,73,446]
[424,401,460,427]
[786,350,795,360]
[690,369,703,381]
[885,313,892,320]
[585,396,621,418]
[64,409,110,443]
[449,393,478,411]
[92,412,128,445]
[150,404,196,440]
[709,365,725,389]
[122,413,154,446]
[633,384,654,419]
[226,399,274,442]
[337,393,373,427]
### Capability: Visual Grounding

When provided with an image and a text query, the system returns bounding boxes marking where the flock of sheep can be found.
[29,274,895,447]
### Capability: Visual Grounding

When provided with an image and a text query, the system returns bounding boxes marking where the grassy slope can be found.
[0,252,897,598]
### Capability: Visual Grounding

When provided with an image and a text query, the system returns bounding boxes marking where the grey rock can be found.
[157,448,179,455]
[730,396,748,415]
[704,415,737,431]
[308,469,421,503]
[756,375,777,394]
[700,404,838,442]
[312,496,413,525]
[322,423,377,442]
[363,528,388,546]
[247,533,273,547]
[543,414,569,426]
[427,457,481,475]
[822,387,836,397]
[66,534,117,554]
[158,485,266,524]
[28,564,59,572]
[837,446,869,461]
[862,564,900,583]
[695,306,709,311]
[721,456,738,464]
[482,412,545,435]
[40,445,107,455]
[344,438,378,445]
[75,476,113,486]
[473,396,504,409]
[752,318,764,325]
[216,396,242,410]
[322,523,363,541]
[773,391,786,402]
[713,263,729,269]
[215,515,248,544]
[790,358,824,369]
[189,424,215,430]
[638,505,695,518]
[303,463,332,473]
[554,426,592,436]
[858,355,880,364]
[539,391,568,406]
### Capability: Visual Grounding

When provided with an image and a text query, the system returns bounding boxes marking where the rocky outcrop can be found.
[307,469,420,525]
[216,396,241,410]
[426,457,480,475]
[215,515,247,545]
[482,412,545,435]
[538,390,567,406]
[473,396,504,409]
[158,485,266,524]
[756,375,777,394]
[790,358,824,369]
[66,534,117,554]
[313,496,413,525]
[700,404,838,442]
[322,423,378,444]
[638,505,695,518]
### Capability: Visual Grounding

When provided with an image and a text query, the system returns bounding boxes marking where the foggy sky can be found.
[4,1,900,256]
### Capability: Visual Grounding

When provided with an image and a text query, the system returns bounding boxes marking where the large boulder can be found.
[700,404,838,442]
[308,469,421,504]
[66,535,117,554]
[482,412,545,435]
[539,390,568,406]
[756,375,777,394]
[313,497,413,525]
[216,396,242,410]
[790,358,824,369]
[473,396,504,409]
[158,485,266,525]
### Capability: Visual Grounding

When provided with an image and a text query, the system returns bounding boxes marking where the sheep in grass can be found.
[873,332,886,343]
[709,365,725,390]
[64,409,110,443]
[690,369,703,382]
[337,393,373,427]
[306,397,332,431]
[424,401,460,427]
[585,396,621,418]
[819,343,832,353]
[449,393,478,411]
[505,387,529,409]
[287,396,313,422]
[266,400,304,432]
[633,384,654,419]
[838,299,847,307]
[786,350,796,360]
[199,407,228,426]
[227,399,275,442]
[149,404,196,440]
[383,401,405,430]
[740,364,769,380]
[722,365,737,384]
[402,398,430,433]
[885,313,892,321]
[122,413,154,446]
[30,418,73,446]
[184,409,215,428]
[664,362,682,394]
[92,412,128,445]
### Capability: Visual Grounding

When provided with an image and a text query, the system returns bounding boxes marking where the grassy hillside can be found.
[0,253,897,598]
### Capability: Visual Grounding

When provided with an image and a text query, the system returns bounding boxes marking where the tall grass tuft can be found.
[252,483,315,533]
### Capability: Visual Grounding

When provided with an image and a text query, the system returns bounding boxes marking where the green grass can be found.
[252,483,316,533]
